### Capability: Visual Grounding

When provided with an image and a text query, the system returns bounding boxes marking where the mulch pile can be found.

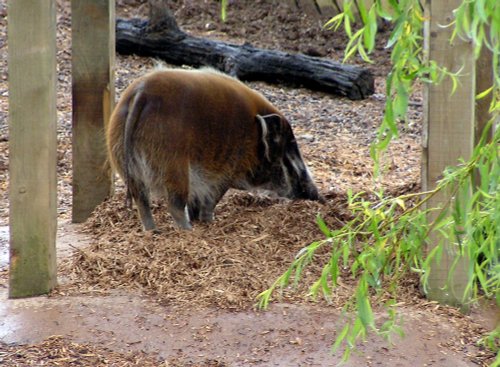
[59,190,355,310]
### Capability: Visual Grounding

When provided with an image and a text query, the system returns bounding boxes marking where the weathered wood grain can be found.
[8,0,58,297]
[71,0,115,223]
[422,0,475,310]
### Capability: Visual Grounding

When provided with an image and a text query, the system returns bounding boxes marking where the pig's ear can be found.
[256,114,284,163]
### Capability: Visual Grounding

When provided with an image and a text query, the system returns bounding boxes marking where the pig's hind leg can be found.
[128,177,157,231]
[168,192,192,229]
[165,165,192,230]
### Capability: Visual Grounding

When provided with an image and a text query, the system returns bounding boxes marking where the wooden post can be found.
[422,0,475,310]
[315,0,337,17]
[297,0,322,16]
[475,36,494,145]
[71,0,115,223]
[8,0,58,297]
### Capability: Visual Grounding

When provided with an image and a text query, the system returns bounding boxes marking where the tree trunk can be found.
[115,3,374,100]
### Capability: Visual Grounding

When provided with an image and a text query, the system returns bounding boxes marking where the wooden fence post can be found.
[422,0,475,310]
[8,0,58,297]
[71,0,115,223]
[475,33,494,145]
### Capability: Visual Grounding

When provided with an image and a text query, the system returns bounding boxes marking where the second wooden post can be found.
[422,0,475,310]
[71,0,115,222]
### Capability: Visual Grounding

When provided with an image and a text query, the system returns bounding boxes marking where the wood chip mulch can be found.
[58,190,355,310]
[0,335,226,367]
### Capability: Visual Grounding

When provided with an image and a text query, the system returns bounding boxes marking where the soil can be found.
[0,1,498,366]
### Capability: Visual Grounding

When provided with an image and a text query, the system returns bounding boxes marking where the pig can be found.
[106,67,322,231]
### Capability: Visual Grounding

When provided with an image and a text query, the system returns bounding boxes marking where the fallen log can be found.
[115,3,374,100]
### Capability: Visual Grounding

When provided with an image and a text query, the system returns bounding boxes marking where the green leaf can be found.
[475,262,491,297]
[383,100,399,135]
[449,69,463,95]
[256,289,272,309]
[342,23,362,60]
[363,6,378,53]
[358,43,373,63]
[474,25,485,58]
[332,323,350,353]
[357,278,375,328]
[386,17,404,49]
[341,345,352,362]
[375,0,393,21]
[453,3,469,36]
[317,215,332,237]
[357,0,369,24]
[389,0,401,11]
[474,0,488,23]
[352,315,367,340]
[220,0,228,22]
[324,13,344,30]
[393,93,409,121]
[395,198,406,210]
[345,14,352,37]
[330,251,341,286]
[476,86,493,100]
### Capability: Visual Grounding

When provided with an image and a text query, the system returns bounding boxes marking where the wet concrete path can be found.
[0,287,480,366]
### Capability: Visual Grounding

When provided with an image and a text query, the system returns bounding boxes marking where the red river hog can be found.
[106,68,323,230]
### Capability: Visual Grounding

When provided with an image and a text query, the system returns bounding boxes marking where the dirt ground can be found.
[0,0,498,366]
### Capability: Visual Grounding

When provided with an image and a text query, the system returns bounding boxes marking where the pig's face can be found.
[255,114,323,202]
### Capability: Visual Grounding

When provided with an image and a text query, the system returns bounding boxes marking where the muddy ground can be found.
[0,0,498,366]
